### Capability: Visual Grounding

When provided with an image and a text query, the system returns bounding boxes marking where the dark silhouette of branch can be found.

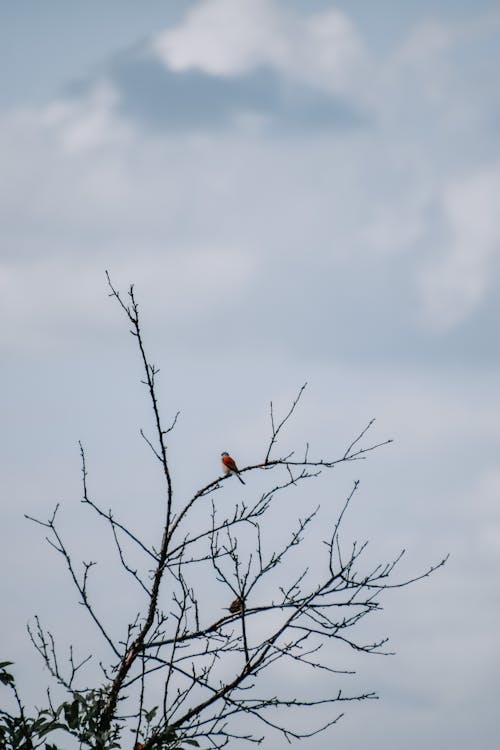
[18,276,447,750]
[25,505,120,659]
[265,382,307,463]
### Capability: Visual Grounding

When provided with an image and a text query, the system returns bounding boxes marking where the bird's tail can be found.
[237,473,245,485]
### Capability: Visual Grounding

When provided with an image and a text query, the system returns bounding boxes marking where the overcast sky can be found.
[1,2,499,749]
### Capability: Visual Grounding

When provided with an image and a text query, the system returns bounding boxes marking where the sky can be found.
[1,1,499,748]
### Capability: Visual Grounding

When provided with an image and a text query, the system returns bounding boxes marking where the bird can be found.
[228,596,243,614]
[221,451,245,484]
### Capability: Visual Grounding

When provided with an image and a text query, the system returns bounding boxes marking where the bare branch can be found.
[265,383,307,464]
[21,278,446,750]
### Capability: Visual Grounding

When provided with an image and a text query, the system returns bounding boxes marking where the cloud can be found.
[418,166,500,328]
[41,80,132,153]
[56,0,370,138]
[44,1,369,138]
[152,0,365,94]
[1,0,500,365]
[106,53,367,134]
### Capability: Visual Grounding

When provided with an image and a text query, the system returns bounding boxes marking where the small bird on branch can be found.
[228,596,243,614]
[221,451,245,484]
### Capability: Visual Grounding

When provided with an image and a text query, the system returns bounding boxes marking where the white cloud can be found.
[153,0,282,77]
[418,167,500,328]
[42,80,132,153]
[152,0,365,93]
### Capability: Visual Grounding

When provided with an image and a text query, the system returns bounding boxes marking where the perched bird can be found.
[229,596,243,614]
[221,452,245,484]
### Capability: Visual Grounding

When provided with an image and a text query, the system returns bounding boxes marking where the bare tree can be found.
[4,276,447,750]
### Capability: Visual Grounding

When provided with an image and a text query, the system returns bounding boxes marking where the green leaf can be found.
[145,706,158,723]
[63,699,80,730]
[0,662,15,686]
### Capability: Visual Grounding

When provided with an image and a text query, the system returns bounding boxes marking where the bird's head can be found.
[221,452,229,457]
